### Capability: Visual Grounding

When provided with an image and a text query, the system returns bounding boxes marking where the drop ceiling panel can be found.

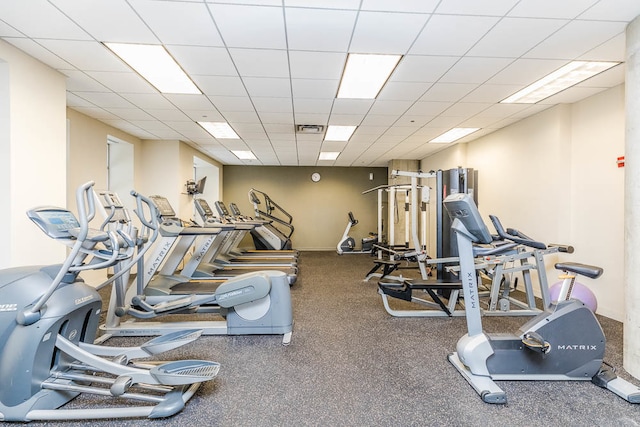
[487,58,567,85]
[230,48,290,78]
[291,79,339,98]
[167,46,238,76]
[210,3,286,49]
[350,11,429,54]
[253,97,293,113]
[434,0,519,15]
[0,21,22,37]
[331,99,375,115]
[208,96,255,112]
[86,71,155,94]
[468,18,568,58]
[120,93,176,110]
[289,51,346,79]
[391,55,459,82]
[284,0,360,9]
[377,81,433,101]
[0,0,90,40]
[295,112,331,125]
[420,83,478,102]
[285,7,356,52]
[258,112,295,124]
[193,76,248,97]
[164,94,215,111]
[73,107,120,120]
[75,92,135,109]
[360,114,400,126]
[369,100,413,115]
[524,20,627,59]
[508,0,597,19]
[51,0,157,43]
[579,0,640,21]
[243,77,292,98]
[579,32,625,61]
[293,98,334,114]
[3,38,74,70]
[439,57,513,84]
[361,0,439,13]
[182,110,225,122]
[106,108,156,121]
[410,15,499,56]
[406,101,452,116]
[37,40,129,72]
[441,102,492,117]
[129,0,223,46]
[63,70,110,92]
[222,111,261,123]
[327,113,365,125]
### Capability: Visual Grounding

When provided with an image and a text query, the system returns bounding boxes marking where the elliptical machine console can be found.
[0,181,219,422]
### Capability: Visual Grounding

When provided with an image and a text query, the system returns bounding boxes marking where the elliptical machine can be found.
[443,192,640,404]
[0,182,219,421]
[337,211,377,255]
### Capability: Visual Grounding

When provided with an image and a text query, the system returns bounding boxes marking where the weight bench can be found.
[365,259,401,281]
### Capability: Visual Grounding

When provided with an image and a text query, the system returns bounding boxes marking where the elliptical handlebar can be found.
[489,214,547,250]
[132,190,159,231]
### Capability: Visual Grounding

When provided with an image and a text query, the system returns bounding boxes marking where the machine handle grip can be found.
[489,215,547,250]
[131,190,159,230]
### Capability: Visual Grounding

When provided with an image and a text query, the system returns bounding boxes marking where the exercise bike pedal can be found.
[522,331,550,354]
[150,360,221,385]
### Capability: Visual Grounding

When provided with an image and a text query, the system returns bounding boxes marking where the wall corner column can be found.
[624,14,640,378]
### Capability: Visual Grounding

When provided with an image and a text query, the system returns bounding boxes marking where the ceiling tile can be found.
[106,107,155,121]
[361,0,439,13]
[579,32,625,62]
[377,81,433,101]
[207,95,255,112]
[63,70,110,92]
[230,48,290,78]
[291,79,339,98]
[222,111,261,123]
[0,0,90,40]
[73,107,119,120]
[439,57,513,84]
[405,101,452,116]
[434,0,519,15]
[468,18,568,58]
[410,15,499,56]
[86,71,156,93]
[487,58,567,85]
[283,0,361,9]
[209,3,286,49]
[578,0,640,21]
[295,112,331,124]
[167,46,237,76]
[289,50,346,79]
[258,112,295,124]
[391,55,459,82]
[331,99,375,115]
[420,83,478,102]
[243,77,292,97]
[129,0,223,46]
[285,7,356,52]
[327,114,365,125]
[146,110,192,122]
[350,11,429,54]
[193,75,248,97]
[120,93,176,110]
[164,94,215,111]
[293,98,333,114]
[524,20,627,59]
[441,102,492,117]
[51,0,157,43]
[459,84,523,103]
[2,38,74,69]
[37,40,129,72]
[253,97,293,113]
[75,92,135,109]
[369,100,413,115]
[508,0,598,19]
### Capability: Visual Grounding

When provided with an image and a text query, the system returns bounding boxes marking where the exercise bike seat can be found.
[554,262,603,279]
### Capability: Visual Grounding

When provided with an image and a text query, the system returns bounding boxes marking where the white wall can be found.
[421,86,625,321]
[0,40,67,268]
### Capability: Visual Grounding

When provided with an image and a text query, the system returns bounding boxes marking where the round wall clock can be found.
[311,172,321,182]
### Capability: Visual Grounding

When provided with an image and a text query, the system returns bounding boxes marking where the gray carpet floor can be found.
[19,251,640,426]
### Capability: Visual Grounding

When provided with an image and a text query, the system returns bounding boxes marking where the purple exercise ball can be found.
[549,281,598,312]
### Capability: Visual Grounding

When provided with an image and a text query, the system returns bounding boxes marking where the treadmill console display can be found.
[195,199,215,217]
[150,195,177,218]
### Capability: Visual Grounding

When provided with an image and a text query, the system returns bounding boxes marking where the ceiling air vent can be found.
[296,125,325,134]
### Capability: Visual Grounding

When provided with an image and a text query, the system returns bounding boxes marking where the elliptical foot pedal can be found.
[150,360,220,385]
[141,329,203,355]
[153,296,197,313]
[522,331,549,354]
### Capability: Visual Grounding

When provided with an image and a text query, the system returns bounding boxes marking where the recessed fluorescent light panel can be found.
[198,122,240,139]
[231,150,256,160]
[324,125,357,141]
[430,128,480,143]
[104,42,200,94]
[501,61,620,104]
[319,151,340,161]
[337,53,402,99]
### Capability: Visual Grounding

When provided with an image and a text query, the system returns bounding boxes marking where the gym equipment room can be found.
[1,0,640,425]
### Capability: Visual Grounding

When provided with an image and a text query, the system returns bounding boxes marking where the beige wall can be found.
[0,40,67,268]
[421,85,625,321]
[223,166,387,250]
